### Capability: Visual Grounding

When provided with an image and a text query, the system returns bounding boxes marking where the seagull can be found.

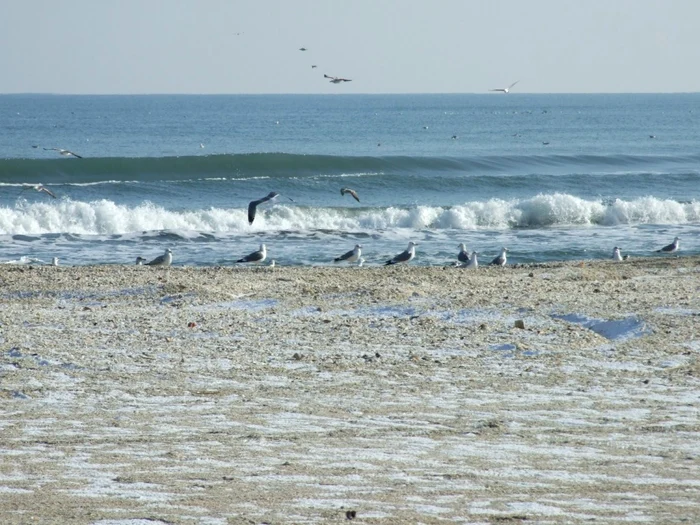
[248,191,279,224]
[237,243,267,264]
[655,236,680,254]
[490,81,519,94]
[334,244,362,264]
[357,257,366,267]
[299,47,307,51]
[51,257,59,267]
[23,184,56,199]
[43,147,82,158]
[385,241,417,266]
[311,65,317,69]
[612,247,623,261]
[490,247,508,266]
[268,259,276,268]
[146,248,173,267]
[465,252,479,269]
[457,243,471,266]
[324,74,352,84]
[340,187,360,202]
[135,256,147,265]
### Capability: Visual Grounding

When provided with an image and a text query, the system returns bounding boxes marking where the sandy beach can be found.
[1,257,699,524]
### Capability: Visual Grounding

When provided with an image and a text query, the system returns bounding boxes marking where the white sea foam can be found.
[0,194,698,235]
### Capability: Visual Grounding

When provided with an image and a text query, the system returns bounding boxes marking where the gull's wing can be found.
[324,74,336,80]
[146,254,165,266]
[237,249,265,263]
[490,88,506,92]
[248,192,279,224]
[385,249,411,265]
[66,150,83,158]
[334,249,355,262]
[38,186,56,198]
[341,188,360,202]
[457,250,470,264]
[490,255,505,266]
[508,80,520,90]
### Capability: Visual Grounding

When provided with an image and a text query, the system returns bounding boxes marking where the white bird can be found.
[457,243,471,266]
[385,241,417,266]
[465,252,479,269]
[22,184,56,199]
[237,244,267,264]
[269,259,276,268]
[340,187,360,202]
[135,256,147,265]
[146,248,173,267]
[655,236,680,254]
[51,257,59,266]
[44,147,82,158]
[324,74,352,84]
[248,192,279,224]
[490,80,519,94]
[357,257,366,267]
[490,247,508,266]
[334,244,362,264]
[612,247,623,261]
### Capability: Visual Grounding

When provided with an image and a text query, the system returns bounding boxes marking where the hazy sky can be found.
[2,0,698,94]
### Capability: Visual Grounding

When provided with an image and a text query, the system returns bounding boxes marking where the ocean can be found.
[1,93,698,267]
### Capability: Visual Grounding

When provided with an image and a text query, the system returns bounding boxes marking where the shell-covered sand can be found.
[1,258,699,524]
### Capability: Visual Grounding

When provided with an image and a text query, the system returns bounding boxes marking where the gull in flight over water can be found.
[490,247,508,266]
[146,248,173,267]
[457,243,471,266]
[612,247,623,261]
[44,147,82,158]
[490,80,519,94]
[655,236,680,254]
[385,241,417,266]
[324,74,352,84]
[340,187,360,202]
[22,184,56,199]
[248,192,279,224]
[334,244,362,264]
[237,243,267,264]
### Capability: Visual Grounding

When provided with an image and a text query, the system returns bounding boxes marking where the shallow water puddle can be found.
[551,313,652,340]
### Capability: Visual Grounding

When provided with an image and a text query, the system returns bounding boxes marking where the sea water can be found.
[0,93,698,266]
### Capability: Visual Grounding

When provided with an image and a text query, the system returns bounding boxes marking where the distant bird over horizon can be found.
[490,247,508,267]
[656,236,680,254]
[237,243,267,264]
[386,241,417,266]
[43,147,82,158]
[334,244,362,264]
[340,187,360,202]
[311,65,317,68]
[146,248,172,267]
[299,47,307,51]
[248,191,279,225]
[490,80,519,94]
[324,74,352,84]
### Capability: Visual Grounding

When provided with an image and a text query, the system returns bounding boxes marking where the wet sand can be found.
[1,257,699,524]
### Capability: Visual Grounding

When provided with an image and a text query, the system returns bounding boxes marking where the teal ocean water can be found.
[0,93,698,266]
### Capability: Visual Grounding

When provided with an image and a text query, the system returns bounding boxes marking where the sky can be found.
[1,0,699,95]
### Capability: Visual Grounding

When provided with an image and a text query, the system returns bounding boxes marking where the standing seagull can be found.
[489,80,519,94]
[237,243,267,264]
[340,187,360,202]
[324,74,352,84]
[465,252,479,269]
[655,236,680,254]
[334,244,362,264]
[457,243,471,266]
[146,248,173,267]
[612,247,623,261]
[135,256,147,265]
[44,147,82,158]
[490,247,508,266]
[385,241,418,266]
[248,192,279,224]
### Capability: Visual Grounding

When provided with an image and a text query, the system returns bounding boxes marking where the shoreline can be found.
[1,256,699,523]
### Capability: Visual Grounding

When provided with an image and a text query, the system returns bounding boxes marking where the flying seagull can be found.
[22,183,56,199]
[237,243,267,264]
[299,47,307,51]
[340,187,360,202]
[457,243,470,266]
[612,247,623,261]
[324,74,352,84]
[490,80,519,94]
[334,244,362,264]
[490,247,508,266]
[146,248,173,267]
[655,236,680,254]
[44,147,82,158]
[385,241,418,266]
[311,65,317,68]
[248,191,279,224]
